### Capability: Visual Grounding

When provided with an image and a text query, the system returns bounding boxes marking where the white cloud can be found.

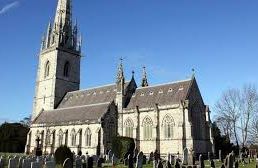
[0,1,19,15]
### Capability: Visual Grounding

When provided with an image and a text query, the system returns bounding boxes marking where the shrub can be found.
[112,136,135,159]
[54,145,73,165]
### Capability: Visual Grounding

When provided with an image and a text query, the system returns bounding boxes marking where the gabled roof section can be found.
[57,82,130,109]
[33,102,111,125]
[125,78,193,109]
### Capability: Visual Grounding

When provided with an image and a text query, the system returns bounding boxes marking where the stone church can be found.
[25,0,214,157]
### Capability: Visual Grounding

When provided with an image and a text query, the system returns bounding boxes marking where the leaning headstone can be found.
[31,162,40,168]
[63,158,73,168]
[157,160,163,168]
[75,159,82,168]
[136,152,143,168]
[198,154,204,168]
[45,161,55,168]
[183,148,188,165]
[87,157,93,168]
[165,160,172,168]
[128,154,134,168]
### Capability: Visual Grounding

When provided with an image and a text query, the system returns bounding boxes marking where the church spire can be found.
[41,0,81,53]
[141,66,149,87]
[53,0,72,33]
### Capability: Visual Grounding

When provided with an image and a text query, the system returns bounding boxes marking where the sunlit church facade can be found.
[25,0,214,157]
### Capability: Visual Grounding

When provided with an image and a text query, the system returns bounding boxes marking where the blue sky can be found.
[0,0,257,122]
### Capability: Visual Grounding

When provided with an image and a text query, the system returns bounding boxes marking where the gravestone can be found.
[8,158,16,168]
[31,162,40,168]
[142,155,147,165]
[210,159,215,168]
[136,152,143,168]
[183,148,188,165]
[208,152,211,161]
[112,154,117,166]
[234,160,239,168]
[157,160,163,168]
[175,160,180,168]
[239,152,243,163]
[128,154,134,168]
[188,150,195,165]
[63,158,73,168]
[18,158,23,168]
[22,158,31,168]
[134,148,139,162]
[227,153,234,168]
[75,159,82,168]
[45,161,55,168]
[97,157,104,168]
[148,152,154,164]
[169,155,175,165]
[107,150,112,162]
[165,160,172,168]
[154,150,159,161]
[153,160,158,168]
[87,157,93,168]
[198,154,204,168]
[219,150,222,162]
[0,158,4,168]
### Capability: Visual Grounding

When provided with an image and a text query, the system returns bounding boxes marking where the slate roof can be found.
[125,78,193,109]
[33,102,111,125]
[57,82,129,109]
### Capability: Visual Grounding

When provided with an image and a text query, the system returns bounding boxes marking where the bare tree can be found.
[250,116,258,144]
[215,88,241,146]
[239,84,258,147]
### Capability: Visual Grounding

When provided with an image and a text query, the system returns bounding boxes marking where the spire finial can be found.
[117,57,125,83]
[192,68,195,78]
[141,66,149,87]
[131,70,135,79]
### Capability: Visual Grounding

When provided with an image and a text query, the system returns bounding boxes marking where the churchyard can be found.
[0,150,257,168]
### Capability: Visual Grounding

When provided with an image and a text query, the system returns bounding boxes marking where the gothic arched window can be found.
[58,130,63,146]
[124,118,134,138]
[85,128,91,147]
[45,61,50,78]
[142,116,153,140]
[162,114,175,139]
[63,61,70,77]
[46,129,51,145]
[71,129,76,146]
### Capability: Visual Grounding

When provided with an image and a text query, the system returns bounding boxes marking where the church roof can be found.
[125,78,193,109]
[57,82,129,109]
[33,102,111,125]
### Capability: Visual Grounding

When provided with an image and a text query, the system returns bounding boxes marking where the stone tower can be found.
[116,59,125,135]
[32,0,82,119]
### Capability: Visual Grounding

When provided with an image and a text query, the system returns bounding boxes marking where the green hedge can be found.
[112,136,135,159]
